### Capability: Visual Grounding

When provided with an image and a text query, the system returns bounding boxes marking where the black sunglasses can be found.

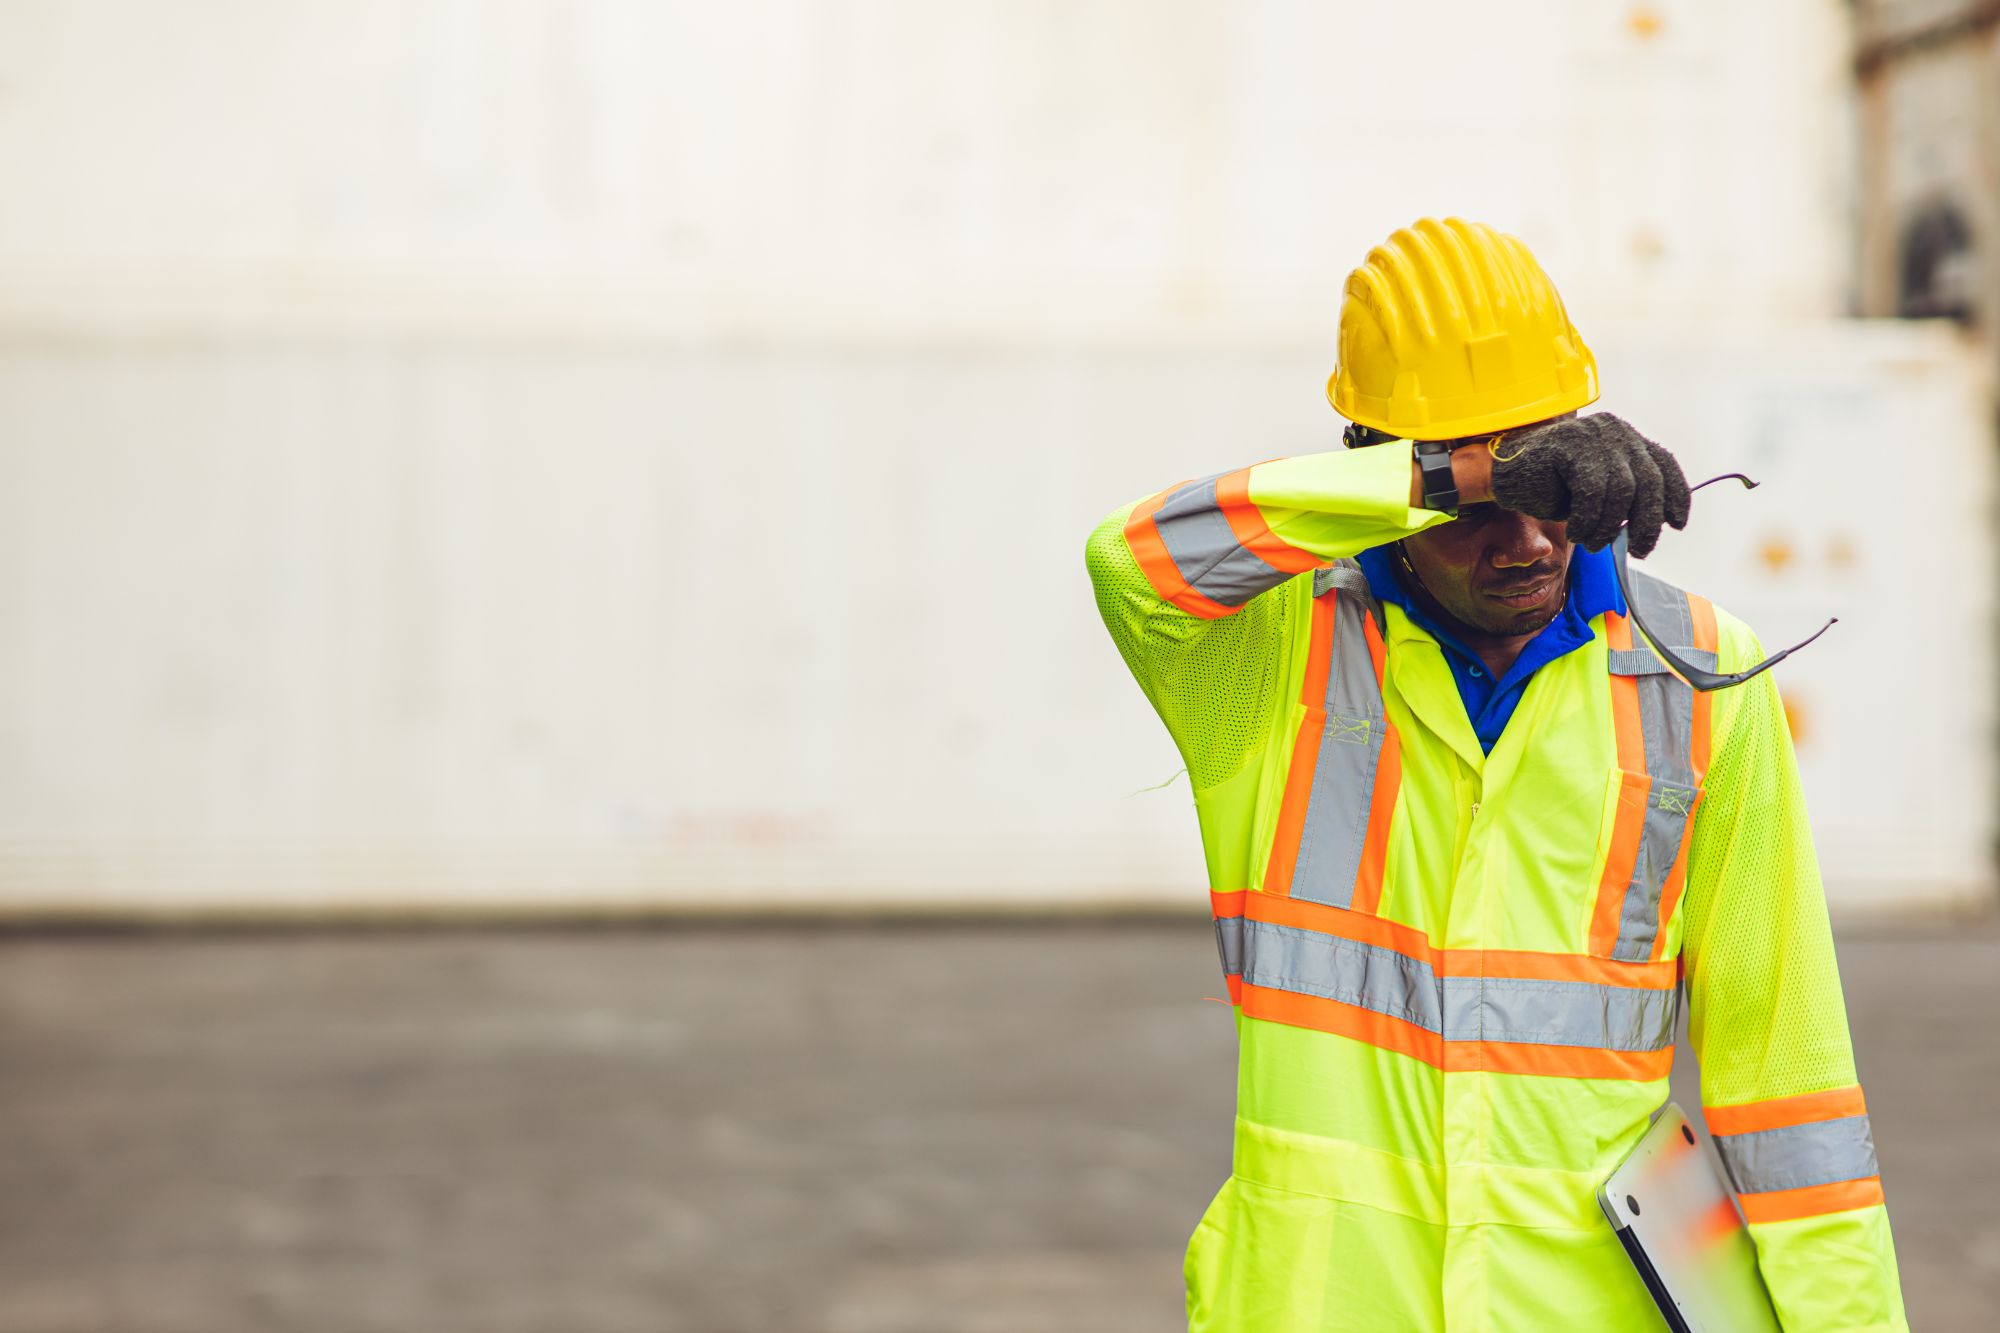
[1609,473,1836,692]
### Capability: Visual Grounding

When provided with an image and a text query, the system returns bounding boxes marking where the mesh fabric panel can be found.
[1086,502,1296,792]
[1681,623,1859,1106]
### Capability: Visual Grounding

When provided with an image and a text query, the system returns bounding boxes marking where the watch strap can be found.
[1414,440,1459,516]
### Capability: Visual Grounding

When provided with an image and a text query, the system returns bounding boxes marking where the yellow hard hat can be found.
[1328,218,1598,440]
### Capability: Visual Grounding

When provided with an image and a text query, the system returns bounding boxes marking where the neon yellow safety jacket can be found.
[1086,441,1907,1332]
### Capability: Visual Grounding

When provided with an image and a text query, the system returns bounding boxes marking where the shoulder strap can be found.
[1313,559,1385,636]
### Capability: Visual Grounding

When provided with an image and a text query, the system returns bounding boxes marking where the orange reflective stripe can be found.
[1646,592,1716,961]
[1590,612,1651,956]
[1238,983,1676,1082]
[1464,945,1677,991]
[1121,488,1186,601]
[1260,710,1322,898]
[1210,889,1247,919]
[1121,487,1236,620]
[1348,614,1398,915]
[1705,1085,1868,1137]
[1261,593,1338,898]
[1361,591,1390,680]
[1349,722,1400,915]
[1736,1176,1884,1224]
[1244,891,1676,991]
[1590,769,1651,955]
[1648,789,1705,963]
[1604,613,1647,771]
[1298,593,1338,713]
[1247,888,1437,962]
[1241,982,1438,1064]
[1688,594,1719,776]
[1453,1038,1673,1082]
[1649,851,1694,962]
[1214,467,1323,575]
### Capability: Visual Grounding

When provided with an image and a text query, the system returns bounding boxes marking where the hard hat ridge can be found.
[1330,217,1599,441]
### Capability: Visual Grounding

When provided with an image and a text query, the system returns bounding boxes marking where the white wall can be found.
[2,0,1852,336]
[0,326,1986,914]
[2,1,1987,914]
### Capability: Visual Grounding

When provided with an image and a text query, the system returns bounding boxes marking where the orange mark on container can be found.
[1756,534,1796,575]
[1782,691,1808,745]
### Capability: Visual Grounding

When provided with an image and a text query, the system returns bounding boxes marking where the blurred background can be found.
[1,1,1996,1329]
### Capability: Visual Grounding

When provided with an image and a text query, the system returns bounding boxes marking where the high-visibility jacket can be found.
[1086,441,1908,1332]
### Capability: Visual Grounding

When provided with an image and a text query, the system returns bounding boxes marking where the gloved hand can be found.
[1488,412,1692,557]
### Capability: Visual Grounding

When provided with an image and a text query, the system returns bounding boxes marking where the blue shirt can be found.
[1353,543,1627,754]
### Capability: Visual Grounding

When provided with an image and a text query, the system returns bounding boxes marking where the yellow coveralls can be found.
[1086,440,1907,1331]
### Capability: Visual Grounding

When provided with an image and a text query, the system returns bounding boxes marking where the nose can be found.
[1488,510,1559,569]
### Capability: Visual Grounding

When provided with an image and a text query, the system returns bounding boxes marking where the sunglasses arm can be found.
[1608,528,1836,693]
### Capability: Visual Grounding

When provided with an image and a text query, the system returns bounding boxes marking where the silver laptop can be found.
[1598,1103,1782,1332]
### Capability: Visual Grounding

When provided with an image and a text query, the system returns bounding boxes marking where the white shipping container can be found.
[0,324,1985,915]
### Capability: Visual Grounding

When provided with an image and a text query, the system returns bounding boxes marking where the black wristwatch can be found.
[1413,439,1460,516]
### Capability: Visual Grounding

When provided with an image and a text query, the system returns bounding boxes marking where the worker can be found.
[1084,218,1907,1331]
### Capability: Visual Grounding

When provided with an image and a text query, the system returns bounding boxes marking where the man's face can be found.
[1400,503,1572,640]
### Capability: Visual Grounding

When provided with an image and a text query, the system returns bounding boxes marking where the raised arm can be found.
[1085,442,1452,792]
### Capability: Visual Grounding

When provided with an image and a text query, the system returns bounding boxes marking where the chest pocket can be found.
[1590,573,1718,962]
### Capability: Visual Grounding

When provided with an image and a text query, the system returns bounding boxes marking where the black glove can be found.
[1488,412,1692,557]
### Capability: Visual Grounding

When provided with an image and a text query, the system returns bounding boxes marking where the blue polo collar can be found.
[1352,542,1628,753]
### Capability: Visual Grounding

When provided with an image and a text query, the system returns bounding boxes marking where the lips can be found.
[1486,576,1560,610]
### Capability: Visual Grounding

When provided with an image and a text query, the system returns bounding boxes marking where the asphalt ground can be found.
[0,919,1992,1332]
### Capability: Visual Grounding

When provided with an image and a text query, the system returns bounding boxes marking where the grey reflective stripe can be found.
[1215,914,1245,979]
[1290,581,1387,908]
[1152,474,1289,608]
[1441,973,1678,1052]
[1608,648,1719,676]
[1610,773,1700,961]
[1312,563,1371,602]
[1713,1115,1879,1195]
[1241,919,1438,1030]
[1606,571,1706,961]
[1239,918,1678,1052]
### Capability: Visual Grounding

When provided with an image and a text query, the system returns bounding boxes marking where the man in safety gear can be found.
[1085,218,1907,1331]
